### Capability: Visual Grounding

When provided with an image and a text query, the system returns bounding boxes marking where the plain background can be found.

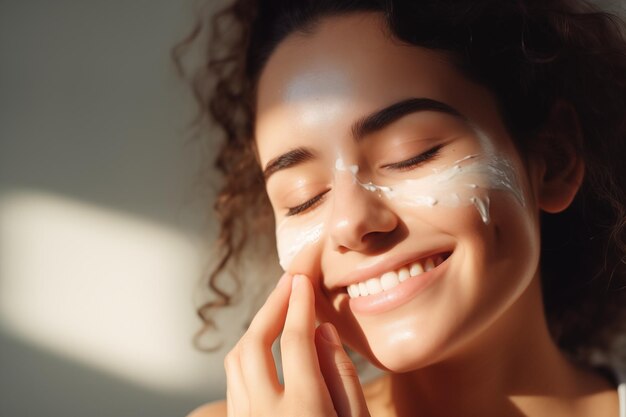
[0,1,235,416]
[0,1,624,416]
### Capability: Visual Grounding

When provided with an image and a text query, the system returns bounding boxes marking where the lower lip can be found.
[348,254,451,315]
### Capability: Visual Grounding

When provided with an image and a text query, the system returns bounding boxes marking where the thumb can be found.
[315,322,370,417]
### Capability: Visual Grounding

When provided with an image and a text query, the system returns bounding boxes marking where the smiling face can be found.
[255,13,545,372]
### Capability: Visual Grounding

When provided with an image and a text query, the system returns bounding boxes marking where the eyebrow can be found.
[263,147,316,181]
[263,97,466,181]
[351,97,466,141]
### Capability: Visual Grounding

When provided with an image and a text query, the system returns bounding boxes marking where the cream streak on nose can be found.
[336,219,349,229]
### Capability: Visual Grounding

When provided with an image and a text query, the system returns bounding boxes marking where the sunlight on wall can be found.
[0,189,214,394]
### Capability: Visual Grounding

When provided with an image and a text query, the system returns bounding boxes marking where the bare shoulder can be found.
[186,400,227,417]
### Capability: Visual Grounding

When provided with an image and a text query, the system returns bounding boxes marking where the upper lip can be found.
[332,247,454,290]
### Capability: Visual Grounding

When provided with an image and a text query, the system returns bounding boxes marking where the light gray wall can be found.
[0,1,232,416]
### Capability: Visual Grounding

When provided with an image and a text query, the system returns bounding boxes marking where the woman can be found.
[175,0,626,415]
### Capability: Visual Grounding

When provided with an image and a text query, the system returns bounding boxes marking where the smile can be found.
[344,249,454,315]
[346,252,450,298]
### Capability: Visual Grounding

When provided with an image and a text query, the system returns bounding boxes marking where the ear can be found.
[533,100,585,214]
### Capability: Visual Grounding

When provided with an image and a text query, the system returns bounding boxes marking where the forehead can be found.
[254,12,504,164]
[256,13,451,101]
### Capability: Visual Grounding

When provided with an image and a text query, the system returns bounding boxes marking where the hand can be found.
[224,273,371,417]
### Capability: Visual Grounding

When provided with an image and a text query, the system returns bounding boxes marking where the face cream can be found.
[275,128,525,270]
[276,221,324,270]
[380,153,525,224]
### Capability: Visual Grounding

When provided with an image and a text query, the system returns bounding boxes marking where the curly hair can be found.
[173,0,626,365]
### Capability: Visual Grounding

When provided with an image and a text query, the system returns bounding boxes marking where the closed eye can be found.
[284,144,442,216]
[286,189,330,216]
[381,144,444,171]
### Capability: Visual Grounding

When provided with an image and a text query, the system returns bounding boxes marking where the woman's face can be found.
[255,13,543,372]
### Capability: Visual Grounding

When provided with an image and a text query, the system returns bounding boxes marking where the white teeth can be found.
[398,267,410,282]
[380,271,400,291]
[366,278,383,295]
[346,255,447,299]
[358,282,369,297]
[410,262,424,277]
[347,285,359,298]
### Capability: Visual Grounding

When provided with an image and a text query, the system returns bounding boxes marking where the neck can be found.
[372,275,613,417]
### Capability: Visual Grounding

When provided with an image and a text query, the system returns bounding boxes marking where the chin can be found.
[352,329,448,373]
[366,348,433,374]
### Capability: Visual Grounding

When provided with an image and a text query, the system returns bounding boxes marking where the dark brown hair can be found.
[173,0,626,364]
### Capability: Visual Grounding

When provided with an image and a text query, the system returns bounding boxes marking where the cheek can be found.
[384,155,526,226]
[275,218,326,273]
[332,198,538,372]
[275,155,527,272]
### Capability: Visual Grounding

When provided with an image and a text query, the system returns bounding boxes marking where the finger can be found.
[226,386,234,417]
[224,346,249,417]
[315,322,370,417]
[238,273,293,401]
[281,274,327,394]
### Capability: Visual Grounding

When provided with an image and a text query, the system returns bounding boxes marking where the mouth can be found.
[345,251,452,299]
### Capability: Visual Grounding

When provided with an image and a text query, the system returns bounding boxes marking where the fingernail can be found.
[319,322,341,346]
[292,274,305,289]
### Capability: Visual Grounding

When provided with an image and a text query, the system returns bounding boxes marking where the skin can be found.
[190,12,619,417]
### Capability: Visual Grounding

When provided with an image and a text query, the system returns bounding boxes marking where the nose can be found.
[329,177,399,253]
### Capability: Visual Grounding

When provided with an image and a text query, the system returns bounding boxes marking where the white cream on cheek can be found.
[276,221,323,270]
[377,152,525,224]
[332,128,525,223]
[275,128,525,271]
